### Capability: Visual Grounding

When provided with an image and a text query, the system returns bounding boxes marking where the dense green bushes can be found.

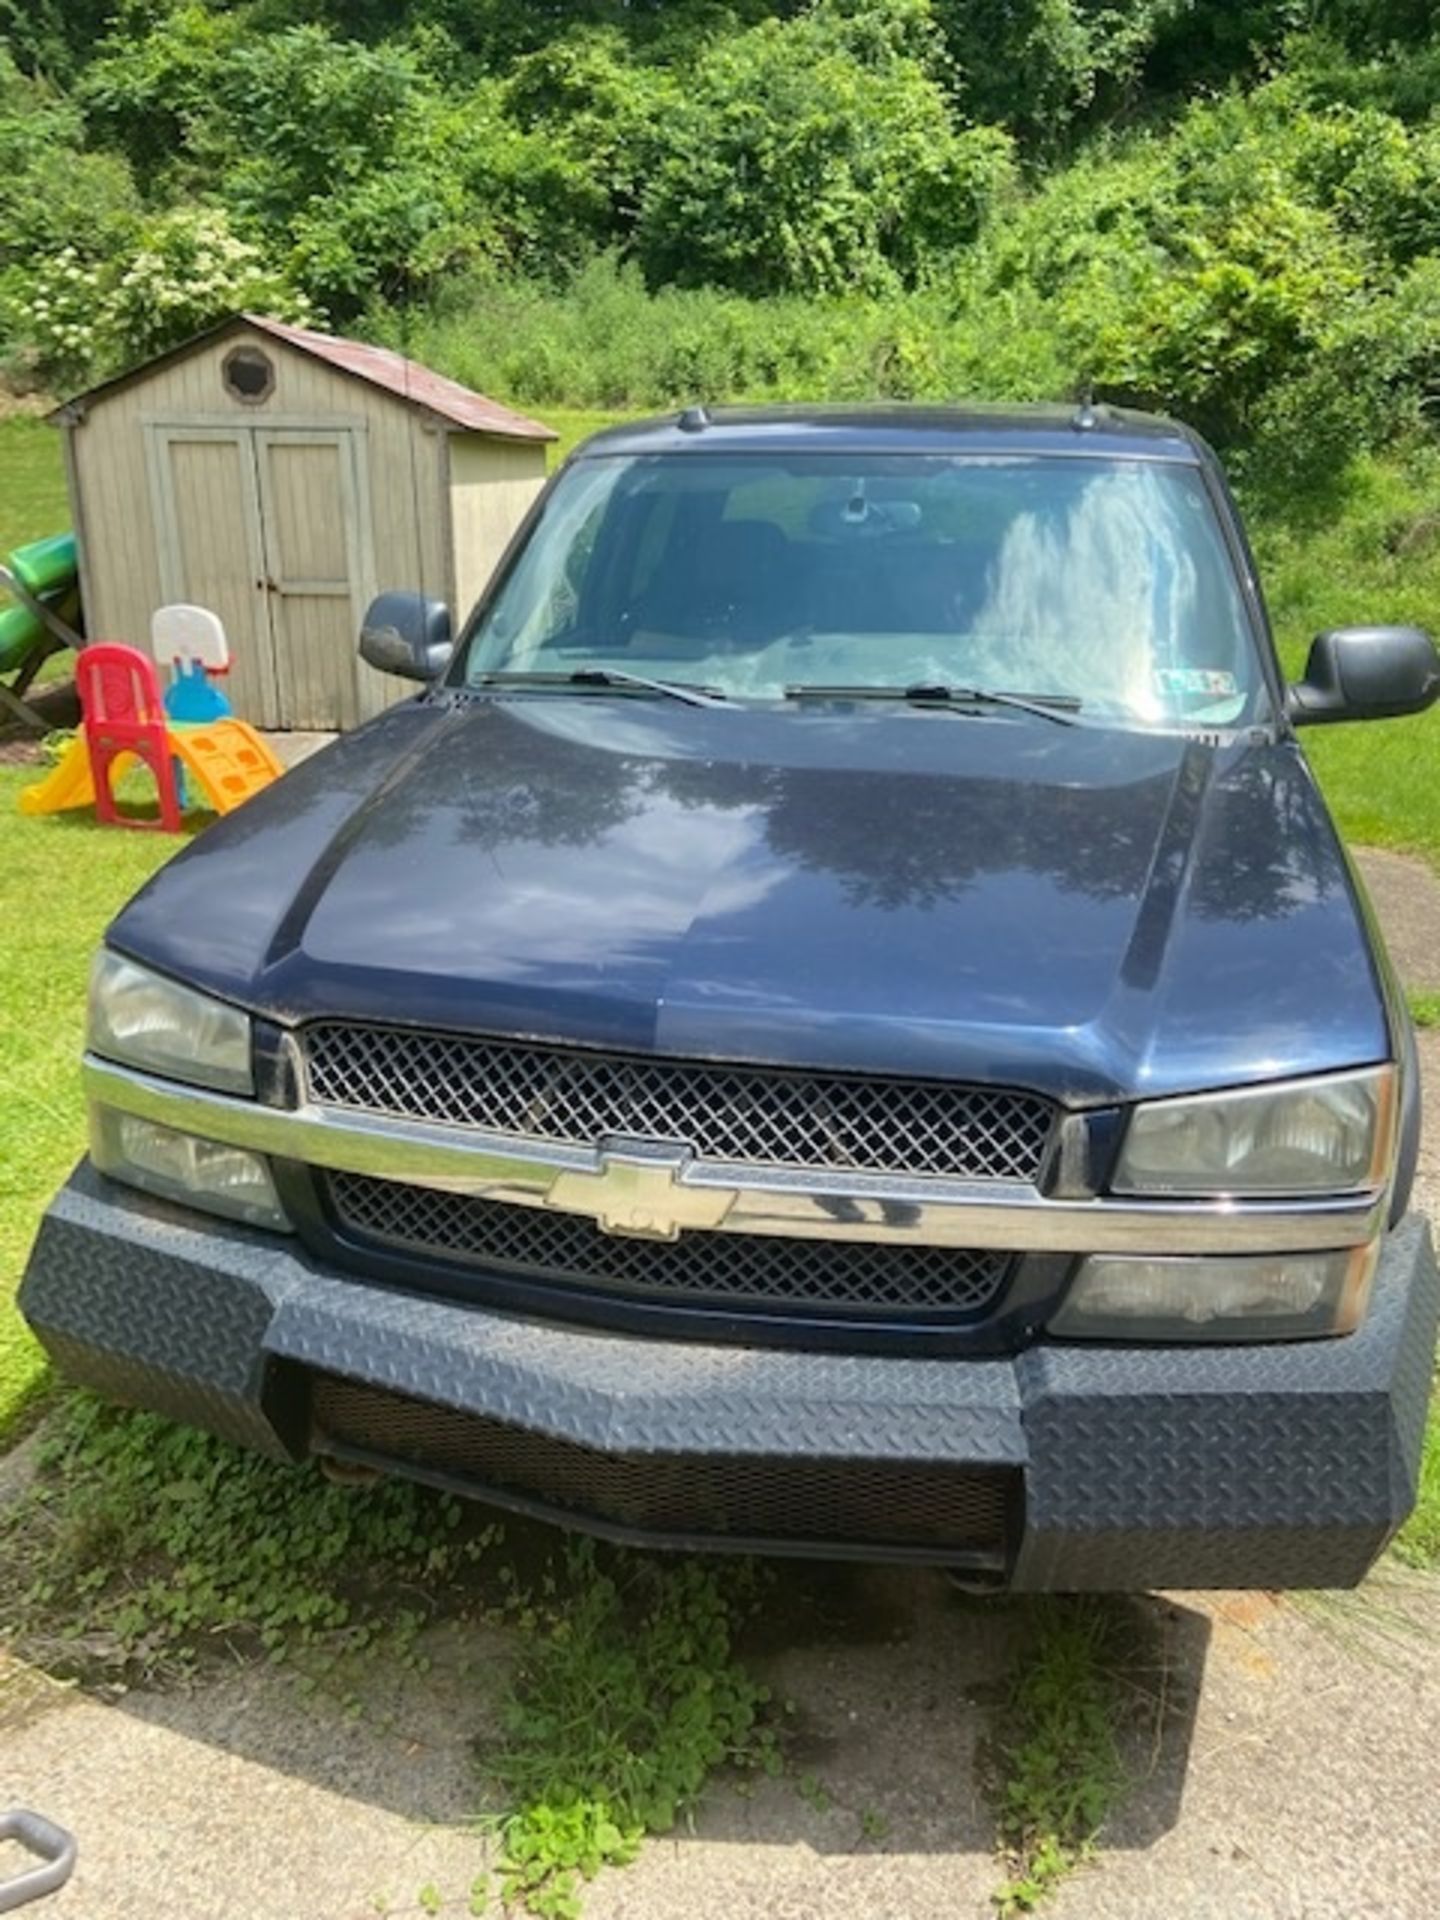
[633,3,1014,295]
[2,0,1440,494]
[376,256,1068,411]
[947,80,1440,474]
[374,62,1440,492]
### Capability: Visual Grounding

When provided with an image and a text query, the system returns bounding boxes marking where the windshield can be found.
[458,451,1264,729]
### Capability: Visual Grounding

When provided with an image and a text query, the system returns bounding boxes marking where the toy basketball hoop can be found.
[151,604,230,675]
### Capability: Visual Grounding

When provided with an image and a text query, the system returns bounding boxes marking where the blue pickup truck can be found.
[21,403,1440,1590]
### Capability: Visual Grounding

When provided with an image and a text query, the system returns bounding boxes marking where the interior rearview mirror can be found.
[359,591,453,683]
[1287,624,1440,726]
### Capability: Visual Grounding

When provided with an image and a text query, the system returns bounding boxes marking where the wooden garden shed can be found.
[51,313,556,730]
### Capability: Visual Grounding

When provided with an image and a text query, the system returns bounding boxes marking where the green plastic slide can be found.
[10,532,75,599]
[0,532,79,674]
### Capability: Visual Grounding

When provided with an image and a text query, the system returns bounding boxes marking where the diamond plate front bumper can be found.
[20,1161,1440,1591]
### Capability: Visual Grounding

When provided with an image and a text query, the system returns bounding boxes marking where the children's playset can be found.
[11,573,283,831]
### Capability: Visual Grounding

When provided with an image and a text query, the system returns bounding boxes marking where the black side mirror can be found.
[1287,624,1440,726]
[359,591,454,683]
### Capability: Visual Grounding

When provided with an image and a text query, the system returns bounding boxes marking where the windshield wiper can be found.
[783,683,1082,726]
[474,668,726,709]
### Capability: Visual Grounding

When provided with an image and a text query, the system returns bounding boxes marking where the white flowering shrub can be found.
[15,207,312,386]
[104,207,312,361]
[15,245,105,384]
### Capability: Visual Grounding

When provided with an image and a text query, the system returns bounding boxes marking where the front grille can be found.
[311,1374,1013,1555]
[302,1022,1054,1183]
[327,1170,1013,1317]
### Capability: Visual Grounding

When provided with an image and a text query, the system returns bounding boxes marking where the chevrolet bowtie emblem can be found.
[547,1144,735,1241]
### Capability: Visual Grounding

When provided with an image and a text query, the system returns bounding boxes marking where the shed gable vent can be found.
[222,345,275,404]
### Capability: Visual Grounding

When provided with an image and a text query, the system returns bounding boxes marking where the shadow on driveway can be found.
[2,1535,1213,1919]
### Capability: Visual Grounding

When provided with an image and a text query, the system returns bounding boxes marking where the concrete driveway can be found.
[4,851,1438,1920]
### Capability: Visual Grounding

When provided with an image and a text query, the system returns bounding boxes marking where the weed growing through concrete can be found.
[988,1599,1129,1914]
[795,1770,832,1815]
[489,1541,780,1917]
[1295,1562,1440,1666]
[858,1805,890,1842]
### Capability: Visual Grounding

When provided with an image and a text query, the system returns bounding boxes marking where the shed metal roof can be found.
[52,311,557,443]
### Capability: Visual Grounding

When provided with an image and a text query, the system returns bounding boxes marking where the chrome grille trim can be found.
[326,1169,1014,1316]
[300,1021,1055,1183]
[81,1056,1390,1256]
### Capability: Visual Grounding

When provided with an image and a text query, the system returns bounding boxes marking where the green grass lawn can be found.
[1256,447,1440,868]
[541,406,630,461]
[0,416,68,559]
[0,775,178,1433]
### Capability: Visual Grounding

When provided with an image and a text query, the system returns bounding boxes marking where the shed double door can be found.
[147,424,372,729]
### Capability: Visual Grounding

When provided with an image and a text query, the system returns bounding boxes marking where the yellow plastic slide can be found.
[19,723,282,819]
[18,737,97,816]
[169,722,283,813]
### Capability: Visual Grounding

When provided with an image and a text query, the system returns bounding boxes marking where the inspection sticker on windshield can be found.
[1153,668,1238,698]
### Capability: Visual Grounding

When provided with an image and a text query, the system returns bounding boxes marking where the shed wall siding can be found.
[68,324,452,727]
[71,378,163,649]
[448,436,548,619]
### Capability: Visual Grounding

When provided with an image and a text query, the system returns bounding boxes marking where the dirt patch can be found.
[0,680,80,738]
[0,1649,76,1736]
[0,1428,43,1507]
[0,385,57,421]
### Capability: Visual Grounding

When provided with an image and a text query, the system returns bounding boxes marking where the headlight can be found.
[88,950,253,1094]
[1114,1066,1395,1196]
[90,1107,290,1231]
[1050,1242,1379,1342]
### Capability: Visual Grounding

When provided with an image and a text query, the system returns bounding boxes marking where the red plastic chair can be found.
[75,642,183,833]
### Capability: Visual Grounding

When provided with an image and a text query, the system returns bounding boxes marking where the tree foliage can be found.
[636,1,1014,295]
[937,0,1186,142]
[0,0,1438,494]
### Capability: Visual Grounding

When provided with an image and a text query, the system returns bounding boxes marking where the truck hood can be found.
[109,694,1388,1104]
